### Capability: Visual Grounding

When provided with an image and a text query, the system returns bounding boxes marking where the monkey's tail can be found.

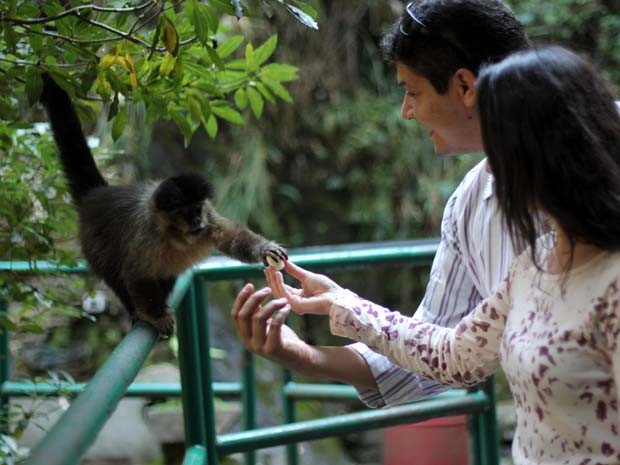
[39,73,107,204]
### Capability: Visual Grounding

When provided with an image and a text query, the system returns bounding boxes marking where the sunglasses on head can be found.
[399,2,475,68]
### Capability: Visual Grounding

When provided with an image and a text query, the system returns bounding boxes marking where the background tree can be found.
[0,0,317,332]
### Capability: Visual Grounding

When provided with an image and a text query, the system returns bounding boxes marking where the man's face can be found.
[397,63,482,156]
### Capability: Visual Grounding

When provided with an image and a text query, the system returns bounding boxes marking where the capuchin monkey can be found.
[39,74,287,337]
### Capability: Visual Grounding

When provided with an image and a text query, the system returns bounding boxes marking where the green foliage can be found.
[0,0,318,329]
[0,123,86,334]
[510,0,620,88]
[0,0,316,145]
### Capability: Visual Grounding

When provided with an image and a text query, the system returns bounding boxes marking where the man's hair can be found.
[382,0,531,93]
[478,46,620,265]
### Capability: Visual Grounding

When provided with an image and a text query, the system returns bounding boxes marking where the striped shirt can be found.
[350,158,515,407]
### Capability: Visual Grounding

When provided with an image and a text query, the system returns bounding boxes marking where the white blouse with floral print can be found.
[330,248,620,464]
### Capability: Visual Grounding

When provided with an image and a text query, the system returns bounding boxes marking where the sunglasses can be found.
[399,2,475,68]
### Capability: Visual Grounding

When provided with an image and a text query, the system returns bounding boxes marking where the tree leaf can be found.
[25,71,43,107]
[245,43,256,72]
[247,86,263,118]
[111,106,127,142]
[203,114,218,139]
[159,52,177,76]
[261,77,292,103]
[289,0,318,19]
[193,1,211,46]
[205,44,224,69]
[95,73,112,102]
[211,101,245,124]
[188,96,202,123]
[255,82,276,104]
[29,25,43,53]
[259,63,298,82]
[285,3,318,30]
[209,0,236,15]
[171,111,194,147]
[203,3,220,35]
[234,87,248,110]
[160,14,179,56]
[3,23,18,53]
[217,35,244,59]
[254,35,278,66]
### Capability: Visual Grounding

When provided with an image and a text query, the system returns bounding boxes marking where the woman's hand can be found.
[264,261,344,315]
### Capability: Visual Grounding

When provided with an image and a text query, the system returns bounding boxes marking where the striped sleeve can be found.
[348,161,492,407]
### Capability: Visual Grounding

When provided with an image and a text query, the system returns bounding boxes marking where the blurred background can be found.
[2,1,620,464]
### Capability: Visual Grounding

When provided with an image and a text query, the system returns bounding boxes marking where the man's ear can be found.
[452,68,477,110]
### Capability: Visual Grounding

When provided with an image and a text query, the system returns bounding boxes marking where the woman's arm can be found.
[328,278,511,387]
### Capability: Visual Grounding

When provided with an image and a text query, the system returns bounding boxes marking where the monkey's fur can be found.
[40,74,287,337]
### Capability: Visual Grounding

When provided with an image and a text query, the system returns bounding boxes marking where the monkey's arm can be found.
[208,210,287,265]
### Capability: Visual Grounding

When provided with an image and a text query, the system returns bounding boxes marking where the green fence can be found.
[0,239,500,465]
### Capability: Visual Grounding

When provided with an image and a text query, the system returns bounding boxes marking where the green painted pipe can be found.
[0,240,439,277]
[24,322,158,465]
[217,391,490,455]
[0,381,241,398]
[195,239,439,281]
[176,284,207,448]
[0,261,88,273]
[193,276,220,465]
[0,300,9,433]
[182,445,207,465]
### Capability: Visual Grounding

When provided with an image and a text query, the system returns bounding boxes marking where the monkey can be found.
[39,74,287,337]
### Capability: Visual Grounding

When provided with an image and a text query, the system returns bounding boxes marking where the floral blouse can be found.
[329,249,620,464]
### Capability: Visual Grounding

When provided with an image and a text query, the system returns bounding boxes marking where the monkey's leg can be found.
[105,278,138,320]
[126,278,175,337]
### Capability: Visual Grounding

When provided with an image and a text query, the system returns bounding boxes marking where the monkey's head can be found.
[153,174,214,237]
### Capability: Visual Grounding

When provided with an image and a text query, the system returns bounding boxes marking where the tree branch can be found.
[0,57,90,68]
[1,1,158,26]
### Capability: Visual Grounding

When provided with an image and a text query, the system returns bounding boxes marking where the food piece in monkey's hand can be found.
[265,253,286,271]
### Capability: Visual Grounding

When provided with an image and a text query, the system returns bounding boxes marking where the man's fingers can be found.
[231,283,254,318]
[251,297,287,350]
[265,305,291,353]
[234,286,271,344]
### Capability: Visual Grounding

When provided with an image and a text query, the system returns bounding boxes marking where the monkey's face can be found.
[169,202,209,237]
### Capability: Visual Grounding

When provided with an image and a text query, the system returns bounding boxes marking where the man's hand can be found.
[231,283,315,370]
[264,261,343,315]
[230,281,379,390]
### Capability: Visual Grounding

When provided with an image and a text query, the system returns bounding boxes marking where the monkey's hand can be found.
[261,242,288,270]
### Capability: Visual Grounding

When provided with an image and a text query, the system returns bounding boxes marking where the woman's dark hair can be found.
[381,0,531,93]
[477,46,620,267]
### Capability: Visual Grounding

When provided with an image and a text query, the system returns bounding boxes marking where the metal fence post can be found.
[193,276,220,465]
[177,281,208,449]
[479,378,500,465]
[241,349,256,465]
[282,369,298,465]
[0,300,9,433]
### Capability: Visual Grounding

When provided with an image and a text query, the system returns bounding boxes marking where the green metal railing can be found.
[0,239,500,465]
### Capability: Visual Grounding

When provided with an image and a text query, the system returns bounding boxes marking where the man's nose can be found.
[401,98,415,120]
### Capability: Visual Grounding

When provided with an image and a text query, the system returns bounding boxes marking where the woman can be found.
[234,46,620,464]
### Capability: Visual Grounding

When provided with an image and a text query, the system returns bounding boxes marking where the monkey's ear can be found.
[154,174,214,211]
[153,180,183,212]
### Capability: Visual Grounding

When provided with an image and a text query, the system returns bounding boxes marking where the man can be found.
[232,0,531,407]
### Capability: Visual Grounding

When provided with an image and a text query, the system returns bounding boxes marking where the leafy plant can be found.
[0,0,317,144]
